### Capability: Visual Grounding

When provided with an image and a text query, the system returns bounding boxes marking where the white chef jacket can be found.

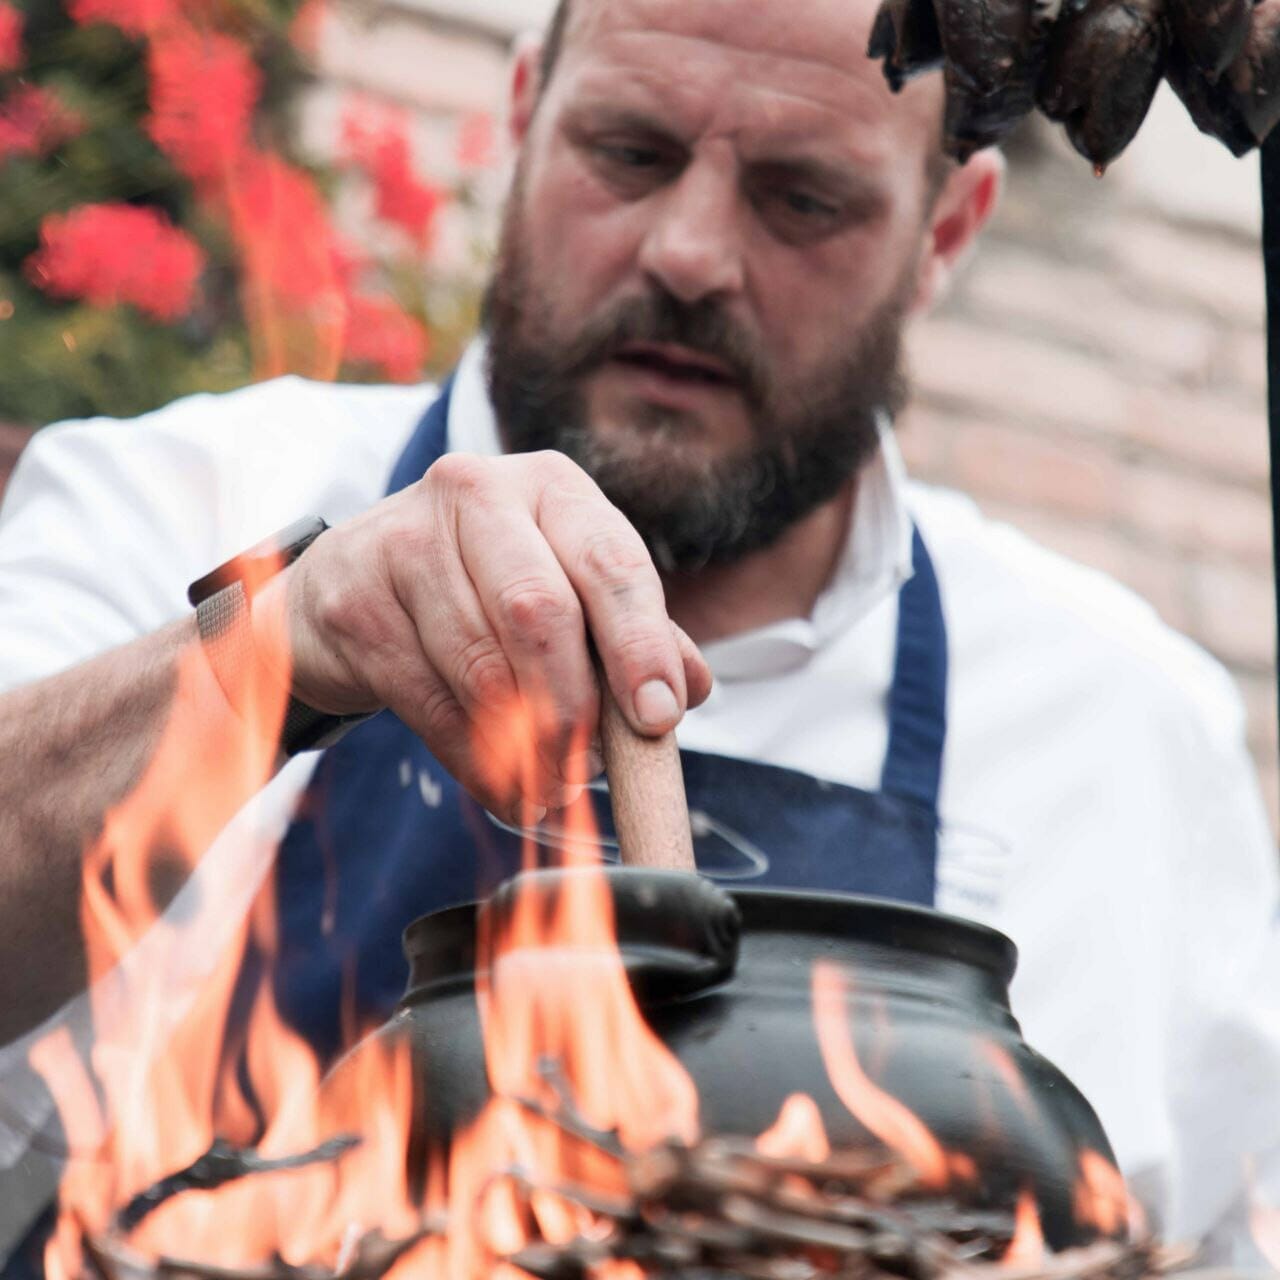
[1,340,1278,1262]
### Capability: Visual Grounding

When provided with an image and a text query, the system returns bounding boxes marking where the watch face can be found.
[187,515,329,605]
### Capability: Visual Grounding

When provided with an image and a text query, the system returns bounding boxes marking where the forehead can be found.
[553,0,938,160]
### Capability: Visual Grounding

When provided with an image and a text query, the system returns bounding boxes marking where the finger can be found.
[327,572,536,823]
[385,477,565,808]
[406,681,548,827]
[532,460,687,738]
[671,621,713,710]
[452,471,602,788]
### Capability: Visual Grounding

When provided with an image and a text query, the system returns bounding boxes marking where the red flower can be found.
[342,294,429,382]
[67,0,179,37]
[25,203,205,321]
[146,26,259,187]
[0,3,24,73]
[341,106,444,249]
[0,86,84,161]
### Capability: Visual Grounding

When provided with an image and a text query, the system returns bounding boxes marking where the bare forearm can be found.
[0,618,271,1040]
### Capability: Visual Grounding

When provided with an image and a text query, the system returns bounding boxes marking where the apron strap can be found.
[879,527,948,812]
[388,375,455,493]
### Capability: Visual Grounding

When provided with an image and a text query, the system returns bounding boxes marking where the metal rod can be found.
[1260,132,1280,764]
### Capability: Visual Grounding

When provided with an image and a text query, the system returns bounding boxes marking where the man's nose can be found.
[636,158,746,306]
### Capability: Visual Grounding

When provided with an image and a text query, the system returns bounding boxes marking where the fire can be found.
[811,961,952,1189]
[28,645,703,1279]
[1002,1188,1046,1266]
[1241,1155,1280,1272]
[29,622,420,1274]
[476,860,700,1152]
[756,1093,831,1164]
[27,620,1136,1276]
[1073,1148,1132,1239]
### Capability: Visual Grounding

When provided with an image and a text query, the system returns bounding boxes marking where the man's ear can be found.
[911,148,1004,314]
[509,32,543,147]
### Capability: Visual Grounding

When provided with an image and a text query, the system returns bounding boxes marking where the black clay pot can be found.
[364,868,1122,1251]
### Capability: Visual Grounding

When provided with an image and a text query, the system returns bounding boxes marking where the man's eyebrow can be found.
[562,102,682,139]
[749,154,889,205]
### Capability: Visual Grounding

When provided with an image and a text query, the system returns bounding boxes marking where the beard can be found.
[482,186,913,574]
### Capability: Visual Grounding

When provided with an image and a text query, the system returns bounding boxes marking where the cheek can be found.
[746,241,885,371]
[751,219,919,369]
[519,159,644,316]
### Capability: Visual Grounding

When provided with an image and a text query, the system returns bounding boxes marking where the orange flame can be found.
[756,1093,832,1164]
[1248,1156,1280,1273]
[1073,1148,1131,1239]
[1002,1188,1046,1266]
[30,636,705,1278]
[811,961,951,1189]
[32,615,1063,1277]
[31,621,421,1273]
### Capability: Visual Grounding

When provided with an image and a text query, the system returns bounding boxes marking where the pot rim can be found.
[402,878,1017,988]
[729,887,1017,984]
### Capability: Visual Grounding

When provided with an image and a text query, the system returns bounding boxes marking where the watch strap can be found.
[189,515,330,608]
[195,577,374,757]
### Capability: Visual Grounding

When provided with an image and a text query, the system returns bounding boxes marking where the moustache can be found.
[560,292,772,410]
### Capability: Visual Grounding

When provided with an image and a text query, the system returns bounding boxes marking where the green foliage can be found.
[0,0,416,427]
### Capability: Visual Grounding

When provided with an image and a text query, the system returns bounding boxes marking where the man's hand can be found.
[256,450,712,822]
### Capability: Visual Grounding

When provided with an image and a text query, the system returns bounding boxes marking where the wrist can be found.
[190,518,377,756]
[194,579,291,746]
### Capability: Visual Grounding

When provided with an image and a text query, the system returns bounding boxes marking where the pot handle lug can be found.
[483,867,741,1002]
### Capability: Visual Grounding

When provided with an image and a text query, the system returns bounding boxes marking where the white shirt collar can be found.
[446,338,915,680]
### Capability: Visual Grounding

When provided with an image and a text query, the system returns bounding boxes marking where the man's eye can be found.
[781,189,840,220]
[599,143,664,169]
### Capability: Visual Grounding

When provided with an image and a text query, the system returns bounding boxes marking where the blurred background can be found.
[0,0,1274,828]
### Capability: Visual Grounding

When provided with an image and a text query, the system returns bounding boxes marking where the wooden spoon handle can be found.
[600,688,696,871]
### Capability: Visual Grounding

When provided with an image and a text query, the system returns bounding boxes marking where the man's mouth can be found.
[610,342,739,386]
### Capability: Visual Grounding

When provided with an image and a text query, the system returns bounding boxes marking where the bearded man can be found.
[0,0,1278,1265]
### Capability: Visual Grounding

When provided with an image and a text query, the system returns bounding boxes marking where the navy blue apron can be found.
[273,378,949,1062]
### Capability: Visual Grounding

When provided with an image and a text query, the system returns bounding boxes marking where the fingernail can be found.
[548,783,585,811]
[634,679,679,729]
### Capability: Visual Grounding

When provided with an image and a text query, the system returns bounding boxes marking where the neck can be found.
[662,478,858,647]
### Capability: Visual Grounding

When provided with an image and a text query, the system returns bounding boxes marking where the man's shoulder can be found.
[0,378,442,672]
[30,375,434,474]
[909,481,1246,748]
[9,376,438,546]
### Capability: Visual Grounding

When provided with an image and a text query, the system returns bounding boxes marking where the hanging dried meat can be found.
[1166,0,1280,156]
[1226,0,1280,146]
[864,0,1280,167]
[1037,0,1166,170]
[933,0,1045,158]
[867,0,945,91]
[1165,0,1252,81]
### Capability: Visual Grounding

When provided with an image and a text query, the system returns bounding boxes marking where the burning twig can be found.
[489,1103,1182,1280]
[85,1093,1185,1280]
[87,1223,441,1280]
[115,1135,362,1233]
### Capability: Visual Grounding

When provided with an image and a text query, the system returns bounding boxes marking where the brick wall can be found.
[900,105,1277,829]
[312,3,1278,831]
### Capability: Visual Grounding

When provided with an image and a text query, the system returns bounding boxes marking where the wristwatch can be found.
[188,516,374,756]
